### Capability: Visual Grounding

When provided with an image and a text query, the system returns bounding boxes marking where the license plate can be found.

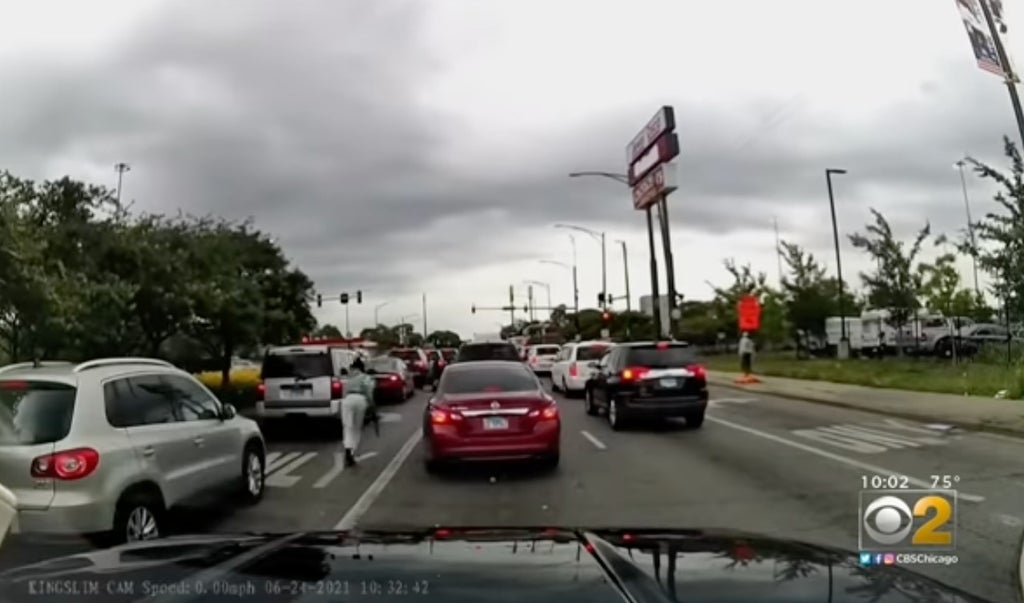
[483,417,508,430]
[287,389,311,398]
[658,378,678,388]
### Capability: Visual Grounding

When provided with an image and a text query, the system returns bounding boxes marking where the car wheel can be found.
[239,443,265,504]
[584,388,597,416]
[113,491,165,545]
[608,399,625,431]
[686,411,705,429]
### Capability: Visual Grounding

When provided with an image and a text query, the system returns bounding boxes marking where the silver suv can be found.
[256,345,356,434]
[0,358,266,544]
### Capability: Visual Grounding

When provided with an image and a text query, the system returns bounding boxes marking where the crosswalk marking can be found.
[265,451,300,473]
[266,452,318,487]
[791,421,951,454]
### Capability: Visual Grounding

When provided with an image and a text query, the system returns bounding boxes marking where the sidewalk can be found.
[708,370,1024,437]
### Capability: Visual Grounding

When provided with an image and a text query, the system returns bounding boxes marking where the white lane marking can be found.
[334,430,423,530]
[706,416,986,503]
[710,397,755,405]
[265,451,300,474]
[312,451,381,488]
[791,423,948,454]
[580,430,607,450]
[379,412,402,424]
[264,451,282,469]
[266,452,318,487]
[995,513,1024,527]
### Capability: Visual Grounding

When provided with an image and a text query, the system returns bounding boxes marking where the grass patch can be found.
[702,352,1024,399]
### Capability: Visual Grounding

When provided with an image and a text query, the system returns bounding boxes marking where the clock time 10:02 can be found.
[861,475,910,489]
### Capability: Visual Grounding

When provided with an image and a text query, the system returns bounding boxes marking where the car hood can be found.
[0,528,993,603]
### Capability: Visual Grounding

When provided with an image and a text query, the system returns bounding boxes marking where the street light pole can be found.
[114,163,130,204]
[540,260,580,331]
[556,224,608,310]
[617,240,631,338]
[524,281,552,317]
[374,301,390,327]
[956,159,982,298]
[826,168,849,358]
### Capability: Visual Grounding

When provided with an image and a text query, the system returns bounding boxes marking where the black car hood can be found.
[0,528,992,603]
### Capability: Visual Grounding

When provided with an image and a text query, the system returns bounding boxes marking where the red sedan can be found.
[423,361,560,472]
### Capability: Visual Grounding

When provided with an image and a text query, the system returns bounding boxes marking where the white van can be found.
[256,345,351,433]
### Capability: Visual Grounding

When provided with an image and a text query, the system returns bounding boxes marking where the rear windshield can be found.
[456,343,520,362]
[441,366,539,394]
[625,345,697,367]
[441,349,457,361]
[262,352,334,379]
[576,345,610,361]
[533,346,561,356]
[367,357,399,373]
[390,350,420,362]
[425,350,440,360]
[0,380,77,445]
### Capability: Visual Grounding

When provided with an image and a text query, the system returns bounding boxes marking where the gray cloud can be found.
[0,2,1017,306]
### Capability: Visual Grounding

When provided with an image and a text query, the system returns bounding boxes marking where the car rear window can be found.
[441,349,457,361]
[456,343,520,362]
[534,346,561,356]
[576,345,610,361]
[624,345,697,367]
[0,380,76,445]
[390,349,420,362]
[261,352,334,379]
[441,366,539,394]
[367,357,399,373]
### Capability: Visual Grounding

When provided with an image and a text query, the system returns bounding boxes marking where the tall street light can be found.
[114,162,131,204]
[524,280,552,317]
[540,259,579,330]
[955,158,981,298]
[616,239,632,338]
[556,223,607,310]
[373,301,390,326]
[826,168,849,359]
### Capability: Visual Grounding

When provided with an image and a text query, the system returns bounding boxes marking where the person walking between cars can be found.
[738,332,755,375]
[341,357,376,467]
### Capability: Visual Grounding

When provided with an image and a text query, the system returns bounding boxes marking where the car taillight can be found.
[430,407,463,424]
[530,356,538,365]
[389,375,400,382]
[31,448,100,480]
[256,382,266,401]
[687,364,707,380]
[529,405,559,421]
[330,379,343,398]
[621,366,650,381]
[568,364,578,377]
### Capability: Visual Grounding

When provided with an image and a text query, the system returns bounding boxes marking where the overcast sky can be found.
[1,0,1022,338]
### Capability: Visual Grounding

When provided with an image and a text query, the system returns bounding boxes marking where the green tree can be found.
[959,138,1024,323]
[426,330,462,347]
[708,259,784,342]
[849,209,929,352]
[315,324,344,338]
[778,241,859,339]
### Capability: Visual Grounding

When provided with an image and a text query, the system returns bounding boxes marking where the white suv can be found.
[0,358,266,544]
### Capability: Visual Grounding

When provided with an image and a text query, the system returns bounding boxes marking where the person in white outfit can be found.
[341,357,376,467]
[738,332,755,374]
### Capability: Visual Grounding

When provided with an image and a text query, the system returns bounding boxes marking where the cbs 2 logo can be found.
[863,495,953,545]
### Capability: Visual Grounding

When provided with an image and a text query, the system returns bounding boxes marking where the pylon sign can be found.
[626,106,680,210]
[737,295,761,332]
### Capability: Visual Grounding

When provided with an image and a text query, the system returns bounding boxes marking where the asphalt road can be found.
[6,382,1024,602]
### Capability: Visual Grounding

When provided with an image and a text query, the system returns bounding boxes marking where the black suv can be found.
[582,341,708,430]
[453,341,522,363]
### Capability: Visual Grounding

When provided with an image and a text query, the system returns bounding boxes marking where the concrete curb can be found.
[709,378,1024,440]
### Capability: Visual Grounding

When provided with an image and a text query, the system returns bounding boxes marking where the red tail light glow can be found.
[686,364,707,380]
[31,448,100,480]
[568,364,578,378]
[530,356,538,365]
[388,375,400,382]
[0,380,28,390]
[256,382,266,401]
[482,385,502,392]
[330,379,343,398]
[430,407,463,424]
[541,406,558,420]
[620,366,650,381]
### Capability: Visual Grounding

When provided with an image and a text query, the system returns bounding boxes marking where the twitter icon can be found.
[859,553,872,566]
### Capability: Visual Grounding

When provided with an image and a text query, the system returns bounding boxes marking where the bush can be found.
[196,368,261,410]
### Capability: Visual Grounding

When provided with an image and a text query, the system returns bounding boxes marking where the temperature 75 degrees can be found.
[931,475,961,489]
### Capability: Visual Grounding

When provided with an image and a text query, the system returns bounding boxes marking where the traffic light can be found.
[607,294,615,304]
[340,292,350,304]
[356,290,362,304]
[471,304,477,314]
[601,311,612,323]
[316,294,323,308]
[597,293,605,304]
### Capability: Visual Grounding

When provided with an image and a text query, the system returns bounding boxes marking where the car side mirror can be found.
[221,403,237,420]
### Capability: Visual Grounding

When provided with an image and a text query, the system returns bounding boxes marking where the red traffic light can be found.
[601,311,612,322]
